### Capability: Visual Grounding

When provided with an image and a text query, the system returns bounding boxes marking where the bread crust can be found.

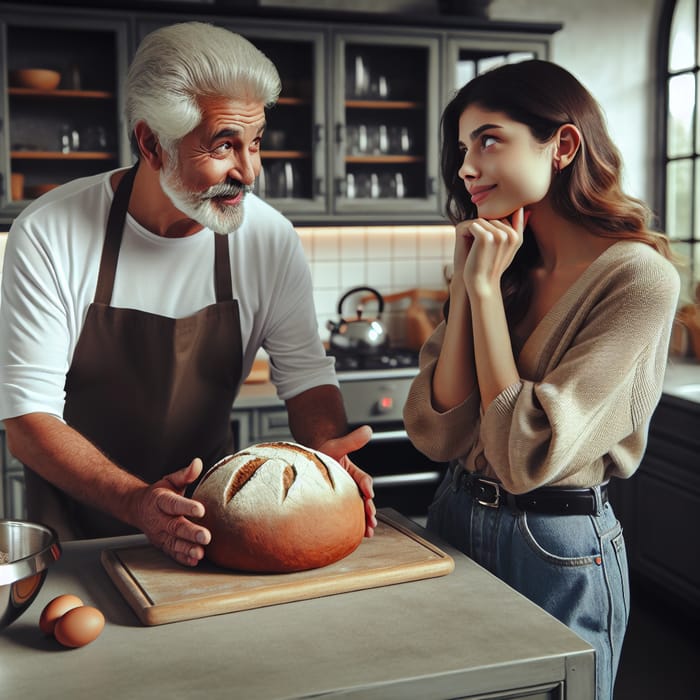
[193,442,366,572]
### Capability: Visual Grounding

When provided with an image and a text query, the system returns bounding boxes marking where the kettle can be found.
[327,286,389,354]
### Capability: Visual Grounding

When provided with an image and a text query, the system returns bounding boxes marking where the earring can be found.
[552,159,561,176]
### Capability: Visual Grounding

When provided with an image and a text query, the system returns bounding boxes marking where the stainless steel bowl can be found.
[0,520,61,628]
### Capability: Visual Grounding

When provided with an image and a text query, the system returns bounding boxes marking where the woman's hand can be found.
[456,208,529,299]
[318,425,377,538]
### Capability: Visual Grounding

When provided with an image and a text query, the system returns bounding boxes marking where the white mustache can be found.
[203,182,253,199]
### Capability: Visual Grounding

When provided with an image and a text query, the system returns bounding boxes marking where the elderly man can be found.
[0,22,375,566]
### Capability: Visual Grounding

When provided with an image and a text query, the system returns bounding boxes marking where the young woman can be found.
[403,60,680,700]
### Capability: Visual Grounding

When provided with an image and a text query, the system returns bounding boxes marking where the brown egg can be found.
[39,594,84,636]
[54,605,105,648]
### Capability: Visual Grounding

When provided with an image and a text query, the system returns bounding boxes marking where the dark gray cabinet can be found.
[0,6,130,220]
[0,3,557,226]
[609,395,700,612]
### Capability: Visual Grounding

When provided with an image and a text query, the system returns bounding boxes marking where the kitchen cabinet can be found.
[142,17,553,223]
[0,6,131,219]
[0,426,24,519]
[609,390,700,613]
[332,30,441,218]
[135,17,329,219]
[1,513,595,699]
[0,3,558,226]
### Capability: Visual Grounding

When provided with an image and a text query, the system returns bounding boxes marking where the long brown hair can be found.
[441,60,674,324]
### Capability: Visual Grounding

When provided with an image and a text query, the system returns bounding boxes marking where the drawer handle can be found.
[373,471,442,487]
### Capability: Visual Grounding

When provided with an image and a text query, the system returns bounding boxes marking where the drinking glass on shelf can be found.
[377,125,389,154]
[389,126,412,155]
[399,127,412,154]
[370,74,390,99]
[346,172,356,199]
[353,55,371,97]
[369,172,380,199]
[357,124,369,154]
[82,126,108,151]
[60,123,80,153]
[395,172,406,198]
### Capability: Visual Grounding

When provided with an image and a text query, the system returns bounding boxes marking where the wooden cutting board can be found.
[101,510,453,626]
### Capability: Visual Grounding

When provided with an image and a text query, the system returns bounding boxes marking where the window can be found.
[662,0,700,298]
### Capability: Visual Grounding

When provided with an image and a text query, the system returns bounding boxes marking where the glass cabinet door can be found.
[236,27,327,218]
[332,32,440,219]
[135,19,327,221]
[1,13,129,212]
[444,36,549,100]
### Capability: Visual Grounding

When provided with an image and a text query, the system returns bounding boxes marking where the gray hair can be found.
[125,22,281,155]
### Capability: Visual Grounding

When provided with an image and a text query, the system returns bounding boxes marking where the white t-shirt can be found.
[0,170,336,421]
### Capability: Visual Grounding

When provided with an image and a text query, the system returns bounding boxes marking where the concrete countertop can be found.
[236,357,700,410]
[0,511,594,700]
[661,357,700,405]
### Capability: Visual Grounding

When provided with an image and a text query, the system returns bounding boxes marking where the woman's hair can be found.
[125,22,281,157]
[440,60,675,323]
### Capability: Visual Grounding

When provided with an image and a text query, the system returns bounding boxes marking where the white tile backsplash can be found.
[298,224,452,342]
[0,232,7,294]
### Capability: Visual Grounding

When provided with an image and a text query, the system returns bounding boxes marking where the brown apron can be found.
[25,164,243,539]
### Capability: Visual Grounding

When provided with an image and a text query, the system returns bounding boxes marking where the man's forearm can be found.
[285,384,349,449]
[4,412,145,527]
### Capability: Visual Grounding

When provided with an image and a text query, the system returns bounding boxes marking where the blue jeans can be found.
[427,467,630,700]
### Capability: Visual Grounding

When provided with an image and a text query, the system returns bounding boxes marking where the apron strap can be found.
[95,162,139,305]
[96,161,234,304]
[214,233,234,302]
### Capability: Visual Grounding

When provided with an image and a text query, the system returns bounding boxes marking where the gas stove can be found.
[325,346,446,521]
[327,348,420,426]
[328,347,419,377]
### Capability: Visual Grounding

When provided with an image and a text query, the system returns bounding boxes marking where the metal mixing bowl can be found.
[0,520,61,628]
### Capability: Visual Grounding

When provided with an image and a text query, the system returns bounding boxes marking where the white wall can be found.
[486,0,662,207]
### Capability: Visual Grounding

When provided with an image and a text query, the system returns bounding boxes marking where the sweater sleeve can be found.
[482,253,680,492]
[402,320,482,461]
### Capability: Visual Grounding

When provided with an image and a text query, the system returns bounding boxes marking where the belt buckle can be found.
[475,478,501,508]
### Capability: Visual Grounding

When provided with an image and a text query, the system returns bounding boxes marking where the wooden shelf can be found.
[345,154,423,164]
[8,87,114,99]
[11,151,117,160]
[277,96,311,106]
[346,99,423,110]
[261,150,309,159]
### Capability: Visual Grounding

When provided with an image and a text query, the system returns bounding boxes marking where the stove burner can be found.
[328,348,419,372]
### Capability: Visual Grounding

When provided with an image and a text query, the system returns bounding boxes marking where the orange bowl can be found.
[9,69,61,90]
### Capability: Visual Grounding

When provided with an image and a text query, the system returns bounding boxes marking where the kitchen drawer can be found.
[255,408,293,441]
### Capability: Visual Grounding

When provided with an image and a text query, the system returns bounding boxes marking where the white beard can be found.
[159,162,250,234]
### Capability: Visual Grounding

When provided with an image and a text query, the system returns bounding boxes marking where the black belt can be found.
[457,471,608,516]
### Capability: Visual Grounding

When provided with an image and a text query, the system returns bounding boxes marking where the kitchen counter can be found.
[0,511,594,700]
[659,357,700,406]
[237,357,700,409]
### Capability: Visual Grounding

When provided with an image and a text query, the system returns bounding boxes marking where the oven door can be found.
[349,424,448,522]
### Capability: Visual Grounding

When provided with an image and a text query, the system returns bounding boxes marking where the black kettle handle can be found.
[337,286,385,317]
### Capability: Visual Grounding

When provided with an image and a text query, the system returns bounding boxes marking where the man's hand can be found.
[132,458,212,567]
[318,425,377,537]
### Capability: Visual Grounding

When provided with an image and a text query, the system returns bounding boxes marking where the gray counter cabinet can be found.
[0,4,131,221]
[608,394,700,613]
[0,427,24,519]
[0,398,289,519]
[0,1,559,227]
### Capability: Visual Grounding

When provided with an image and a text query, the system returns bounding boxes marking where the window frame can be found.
[659,0,699,297]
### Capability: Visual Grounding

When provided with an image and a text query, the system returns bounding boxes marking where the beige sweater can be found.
[403,241,680,492]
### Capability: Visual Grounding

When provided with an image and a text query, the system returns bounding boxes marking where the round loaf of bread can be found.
[193,441,366,572]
